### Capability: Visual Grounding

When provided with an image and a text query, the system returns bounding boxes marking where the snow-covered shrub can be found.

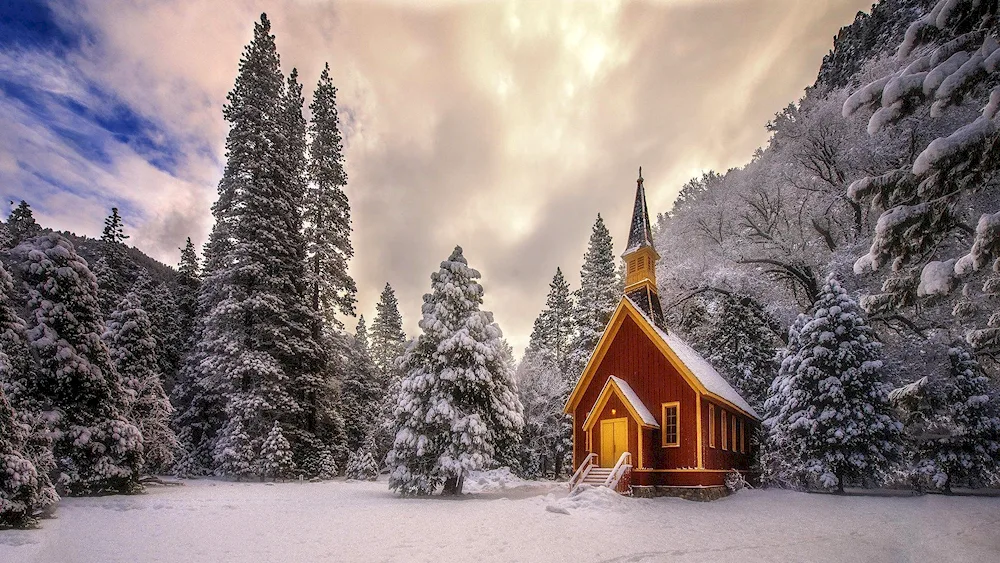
[258,422,295,481]
[724,470,751,493]
[345,440,379,481]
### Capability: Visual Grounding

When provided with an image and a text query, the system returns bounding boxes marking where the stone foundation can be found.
[631,485,729,502]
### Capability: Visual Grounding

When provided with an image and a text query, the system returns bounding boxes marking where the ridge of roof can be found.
[624,296,761,420]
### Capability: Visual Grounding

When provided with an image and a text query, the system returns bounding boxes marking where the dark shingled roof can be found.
[625,169,655,254]
[626,284,666,331]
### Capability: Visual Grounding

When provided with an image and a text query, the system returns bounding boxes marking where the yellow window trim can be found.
[660,401,680,448]
[721,410,728,452]
[708,403,716,449]
[730,414,737,452]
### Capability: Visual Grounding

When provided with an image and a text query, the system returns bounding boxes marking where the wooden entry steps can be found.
[568,452,633,495]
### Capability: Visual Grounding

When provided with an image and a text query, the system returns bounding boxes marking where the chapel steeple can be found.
[622,167,666,329]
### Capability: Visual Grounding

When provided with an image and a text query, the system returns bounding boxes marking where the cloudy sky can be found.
[0,0,873,355]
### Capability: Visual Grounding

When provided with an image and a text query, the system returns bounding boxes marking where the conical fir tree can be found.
[200,14,329,478]
[6,201,41,245]
[105,291,179,474]
[345,436,379,481]
[387,247,524,496]
[568,215,618,378]
[371,283,406,384]
[305,62,357,329]
[13,234,143,495]
[705,293,778,413]
[371,282,406,462]
[764,275,902,492]
[259,421,295,480]
[342,316,380,451]
[912,346,1000,491]
[0,260,57,513]
[529,268,573,378]
[93,207,135,316]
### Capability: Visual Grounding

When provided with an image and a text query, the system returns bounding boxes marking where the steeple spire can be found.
[621,167,666,329]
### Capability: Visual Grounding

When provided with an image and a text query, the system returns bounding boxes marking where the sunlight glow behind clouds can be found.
[0,0,874,355]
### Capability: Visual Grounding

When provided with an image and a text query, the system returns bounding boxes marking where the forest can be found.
[2,0,1000,531]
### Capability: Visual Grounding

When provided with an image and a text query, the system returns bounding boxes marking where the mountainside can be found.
[814,0,933,89]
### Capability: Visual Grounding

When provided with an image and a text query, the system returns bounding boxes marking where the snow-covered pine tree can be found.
[259,421,295,481]
[13,234,143,495]
[908,346,1000,491]
[704,292,779,413]
[345,436,379,481]
[764,275,903,492]
[6,201,41,245]
[370,282,406,461]
[175,237,200,351]
[529,268,574,378]
[0,260,57,514]
[105,291,179,474]
[205,16,332,479]
[387,247,524,496]
[93,207,135,316]
[341,316,380,451]
[305,62,357,329]
[172,202,236,476]
[0,384,40,529]
[568,215,618,379]
[130,273,184,393]
[371,283,406,384]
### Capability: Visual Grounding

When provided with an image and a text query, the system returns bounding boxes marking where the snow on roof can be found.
[625,296,761,420]
[608,376,659,428]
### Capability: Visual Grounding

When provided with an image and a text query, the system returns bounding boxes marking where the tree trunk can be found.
[836,471,845,495]
[442,472,464,496]
[943,476,953,495]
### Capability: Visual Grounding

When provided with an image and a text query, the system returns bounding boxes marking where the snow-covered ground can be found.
[2,474,998,562]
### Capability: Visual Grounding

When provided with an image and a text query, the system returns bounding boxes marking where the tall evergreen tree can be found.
[105,292,179,474]
[197,14,332,479]
[93,207,135,316]
[568,214,618,379]
[13,234,143,495]
[6,201,41,245]
[306,62,357,328]
[371,283,406,462]
[704,293,779,413]
[371,283,406,383]
[341,315,380,451]
[387,247,523,496]
[0,260,57,514]
[905,347,1000,491]
[528,268,573,378]
[764,275,902,492]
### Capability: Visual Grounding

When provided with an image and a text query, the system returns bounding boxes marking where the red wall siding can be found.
[701,397,757,471]
[573,314,698,470]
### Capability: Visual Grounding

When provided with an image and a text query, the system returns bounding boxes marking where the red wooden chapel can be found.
[564,169,760,488]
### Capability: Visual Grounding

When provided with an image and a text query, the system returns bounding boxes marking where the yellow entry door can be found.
[599,418,628,468]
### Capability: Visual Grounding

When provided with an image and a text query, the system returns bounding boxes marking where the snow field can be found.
[2,477,998,563]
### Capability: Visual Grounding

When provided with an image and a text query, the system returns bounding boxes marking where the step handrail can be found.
[569,453,597,490]
[604,451,632,490]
